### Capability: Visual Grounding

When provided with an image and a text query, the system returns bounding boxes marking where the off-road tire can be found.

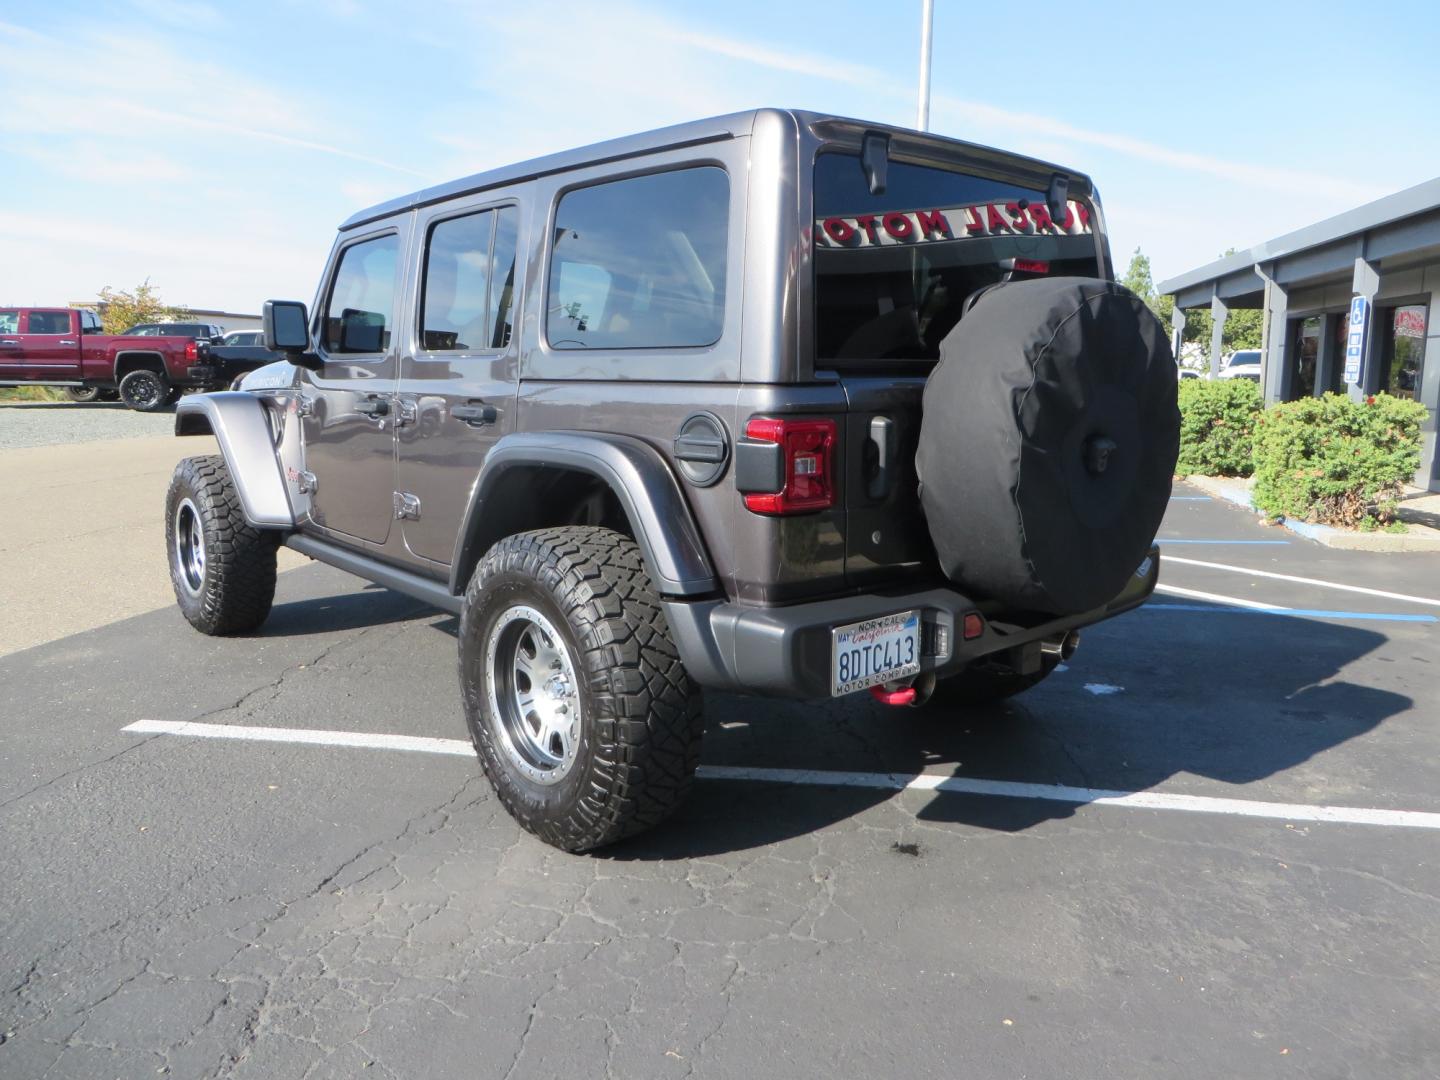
[925,657,1060,708]
[165,455,279,635]
[119,368,169,412]
[459,526,704,852]
[64,386,101,403]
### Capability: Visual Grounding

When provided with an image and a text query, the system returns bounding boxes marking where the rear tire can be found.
[119,368,169,412]
[459,526,704,852]
[925,657,1060,707]
[64,386,101,403]
[165,455,279,635]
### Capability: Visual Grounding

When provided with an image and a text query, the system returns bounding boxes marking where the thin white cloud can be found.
[128,0,226,31]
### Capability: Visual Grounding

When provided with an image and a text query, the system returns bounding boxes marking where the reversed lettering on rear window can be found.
[813,152,1102,365]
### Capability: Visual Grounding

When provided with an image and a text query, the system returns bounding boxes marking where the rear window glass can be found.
[813,152,1101,365]
[547,167,728,350]
[27,311,71,334]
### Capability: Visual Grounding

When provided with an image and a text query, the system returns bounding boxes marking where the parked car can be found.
[206,332,282,388]
[165,109,1179,851]
[125,322,226,343]
[0,307,220,409]
[1219,349,1262,381]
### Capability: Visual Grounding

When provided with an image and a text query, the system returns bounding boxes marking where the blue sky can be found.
[2,0,1437,315]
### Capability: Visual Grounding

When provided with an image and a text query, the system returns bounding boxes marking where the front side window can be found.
[324,233,399,354]
[0,310,19,334]
[27,311,71,335]
[547,167,728,350]
[813,152,1102,365]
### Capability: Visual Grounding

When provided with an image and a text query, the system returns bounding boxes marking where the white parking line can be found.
[1153,582,1290,611]
[123,719,1440,831]
[1164,554,1440,608]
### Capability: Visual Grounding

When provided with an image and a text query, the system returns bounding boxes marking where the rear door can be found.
[394,191,525,565]
[811,148,1105,586]
[300,225,408,545]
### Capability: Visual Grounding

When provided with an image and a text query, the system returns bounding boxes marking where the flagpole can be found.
[917,0,934,131]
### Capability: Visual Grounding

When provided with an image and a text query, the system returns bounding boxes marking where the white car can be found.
[1219,349,1261,382]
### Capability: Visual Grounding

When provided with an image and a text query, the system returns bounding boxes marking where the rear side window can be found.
[420,206,519,352]
[324,233,399,354]
[813,152,1101,365]
[547,167,728,350]
[27,311,71,334]
[0,311,19,334]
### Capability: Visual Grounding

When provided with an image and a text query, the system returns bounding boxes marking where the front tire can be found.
[119,368,169,412]
[165,455,279,635]
[459,527,704,852]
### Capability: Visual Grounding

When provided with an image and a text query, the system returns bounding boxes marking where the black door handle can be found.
[355,397,390,417]
[451,402,498,426]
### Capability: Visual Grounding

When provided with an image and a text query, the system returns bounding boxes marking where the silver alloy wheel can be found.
[173,497,206,595]
[484,605,582,785]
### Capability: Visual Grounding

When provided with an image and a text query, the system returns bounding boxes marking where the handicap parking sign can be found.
[1344,297,1367,385]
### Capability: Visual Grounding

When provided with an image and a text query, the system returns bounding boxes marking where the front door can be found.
[9,310,81,380]
[394,200,523,564]
[301,228,406,545]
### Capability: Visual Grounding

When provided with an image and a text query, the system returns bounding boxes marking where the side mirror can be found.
[263,300,322,370]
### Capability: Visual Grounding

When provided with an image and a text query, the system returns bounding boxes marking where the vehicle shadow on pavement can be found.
[606,603,1412,858]
[260,585,434,637]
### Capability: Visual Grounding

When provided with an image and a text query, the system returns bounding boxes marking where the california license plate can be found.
[831,610,922,696]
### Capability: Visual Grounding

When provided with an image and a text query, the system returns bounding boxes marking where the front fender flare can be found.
[450,431,718,597]
[175,392,294,528]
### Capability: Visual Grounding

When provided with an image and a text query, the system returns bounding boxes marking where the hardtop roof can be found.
[340,108,1093,231]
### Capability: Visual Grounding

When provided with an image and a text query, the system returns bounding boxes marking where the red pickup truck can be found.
[0,307,224,411]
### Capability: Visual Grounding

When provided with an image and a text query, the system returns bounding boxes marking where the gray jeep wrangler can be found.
[165,110,1179,851]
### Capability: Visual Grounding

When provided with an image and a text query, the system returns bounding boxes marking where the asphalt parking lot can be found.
[2,475,1439,1079]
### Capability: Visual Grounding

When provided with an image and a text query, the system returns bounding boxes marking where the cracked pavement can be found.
[2,490,1439,1078]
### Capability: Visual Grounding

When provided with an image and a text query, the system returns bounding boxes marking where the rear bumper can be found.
[663,547,1160,698]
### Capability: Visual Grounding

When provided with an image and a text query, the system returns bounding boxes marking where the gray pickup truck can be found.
[165,109,1179,851]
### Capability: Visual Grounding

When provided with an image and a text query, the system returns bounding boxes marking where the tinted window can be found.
[28,311,71,334]
[324,233,399,354]
[0,311,20,334]
[547,167,728,350]
[813,152,1101,364]
[422,210,492,350]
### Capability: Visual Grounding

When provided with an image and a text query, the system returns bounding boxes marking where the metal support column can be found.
[1257,264,1289,403]
[1351,256,1381,402]
[1209,291,1228,378]
[1170,304,1186,367]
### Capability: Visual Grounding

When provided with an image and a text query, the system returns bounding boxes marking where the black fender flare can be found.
[449,431,719,598]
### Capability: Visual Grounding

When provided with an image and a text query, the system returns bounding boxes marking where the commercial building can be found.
[1158,177,1440,491]
[66,302,262,334]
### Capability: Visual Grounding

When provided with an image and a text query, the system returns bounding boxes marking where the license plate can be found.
[831,610,922,696]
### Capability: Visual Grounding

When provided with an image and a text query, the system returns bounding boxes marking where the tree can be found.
[1145,245,1266,364]
[95,280,189,334]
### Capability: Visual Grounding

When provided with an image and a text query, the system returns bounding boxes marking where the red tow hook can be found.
[870,685,917,706]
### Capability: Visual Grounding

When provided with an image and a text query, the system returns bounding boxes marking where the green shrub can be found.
[1176,378,1263,477]
[1251,392,1428,527]
[0,386,65,402]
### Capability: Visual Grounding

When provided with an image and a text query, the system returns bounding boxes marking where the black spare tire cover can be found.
[916,277,1179,615]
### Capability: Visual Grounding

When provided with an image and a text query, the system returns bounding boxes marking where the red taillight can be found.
[962,612,985,640]
[185,341,198,361]
[742,417,837,515]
